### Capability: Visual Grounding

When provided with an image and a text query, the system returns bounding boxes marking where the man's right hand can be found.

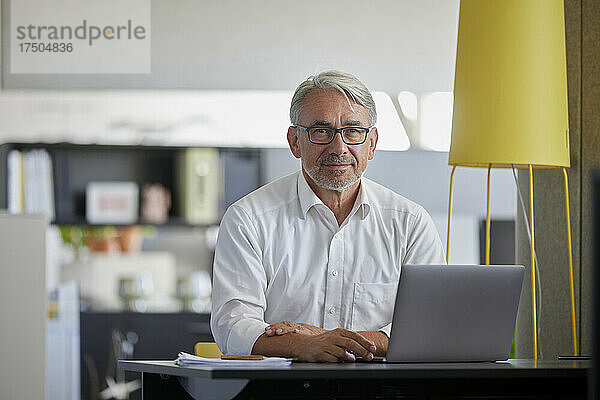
[289,328,377,362]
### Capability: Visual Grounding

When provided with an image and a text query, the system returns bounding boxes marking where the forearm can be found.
[358,331,388,357]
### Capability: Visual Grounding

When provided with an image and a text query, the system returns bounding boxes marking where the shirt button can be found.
[329,306,336,314]
[331,270,338,277]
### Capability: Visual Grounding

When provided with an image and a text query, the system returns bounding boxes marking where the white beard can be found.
[305,157,362,192]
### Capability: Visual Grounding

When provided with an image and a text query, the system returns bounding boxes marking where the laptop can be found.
[385,264,525,363]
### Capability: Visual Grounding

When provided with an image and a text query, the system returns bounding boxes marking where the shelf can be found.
[1,142,263,227]
[51,216,218,228]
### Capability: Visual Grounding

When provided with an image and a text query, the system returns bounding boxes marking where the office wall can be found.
[0,0,2,84]
[1,0,459,93]
[0,214,46,400]
[580,0,600,361]
[515,0,600,359]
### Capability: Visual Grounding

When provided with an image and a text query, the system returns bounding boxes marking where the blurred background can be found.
[0,1,525,399]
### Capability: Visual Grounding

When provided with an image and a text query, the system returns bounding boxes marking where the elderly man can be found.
[211,70,445,362]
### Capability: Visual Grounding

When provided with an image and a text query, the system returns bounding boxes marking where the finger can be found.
[325,345,356,362]
[266,323,295,335]
[267,321,288,329]
[334,336,372,358]
[267,327,296,336]
[275,326,297,335]
[323,347,351,363]
[279,328,300,335]
[337,329,377,353]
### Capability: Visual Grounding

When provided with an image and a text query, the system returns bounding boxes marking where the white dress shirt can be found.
[211,171,445,355]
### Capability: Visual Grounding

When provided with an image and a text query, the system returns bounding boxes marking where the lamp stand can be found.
[446,165,578,360]
[529,165,538,359]
[486,165,492,265]
[446,166,456,265]
[562,168,578,356]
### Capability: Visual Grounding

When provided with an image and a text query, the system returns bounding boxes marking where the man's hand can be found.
[265,321,326,337]
[253,327,377,362]
[292,328,377,362]
[263,322,388,357]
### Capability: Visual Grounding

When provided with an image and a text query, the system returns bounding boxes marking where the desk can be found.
[119,359,588,399]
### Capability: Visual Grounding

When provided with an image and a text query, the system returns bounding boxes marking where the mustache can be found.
[319,154,356,165]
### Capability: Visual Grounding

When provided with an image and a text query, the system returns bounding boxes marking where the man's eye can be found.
[345,128,360,134]
[313,129,330,134]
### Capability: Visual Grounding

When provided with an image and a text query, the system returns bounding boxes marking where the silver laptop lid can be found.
[387,264,525,362]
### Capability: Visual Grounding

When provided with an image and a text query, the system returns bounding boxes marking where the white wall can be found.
[2,0,460,92]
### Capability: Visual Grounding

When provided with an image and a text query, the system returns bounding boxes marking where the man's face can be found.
[287,89,378,192]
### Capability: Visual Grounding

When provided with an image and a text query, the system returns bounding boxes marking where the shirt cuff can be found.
[226,318,270,355]
[378,323,392,338]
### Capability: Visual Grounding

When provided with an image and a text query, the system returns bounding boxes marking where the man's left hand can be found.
[265,321,326,337]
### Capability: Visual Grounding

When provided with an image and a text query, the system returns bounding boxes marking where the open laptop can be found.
[385,264,525,363]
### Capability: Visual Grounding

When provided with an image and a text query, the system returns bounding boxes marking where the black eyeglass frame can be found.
[294,124,374,145]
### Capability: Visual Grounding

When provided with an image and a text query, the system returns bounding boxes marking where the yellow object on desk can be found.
[194,342,223,358]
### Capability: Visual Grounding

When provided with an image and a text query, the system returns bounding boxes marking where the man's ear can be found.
[368,127,378,160]
[287,126,302,159]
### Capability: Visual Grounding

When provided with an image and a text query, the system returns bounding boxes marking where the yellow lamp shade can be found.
[449,0,570,168]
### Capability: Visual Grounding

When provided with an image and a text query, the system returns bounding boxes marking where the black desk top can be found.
[119,359,590,380]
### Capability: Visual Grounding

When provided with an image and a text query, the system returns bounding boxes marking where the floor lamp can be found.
[446,0,576,360]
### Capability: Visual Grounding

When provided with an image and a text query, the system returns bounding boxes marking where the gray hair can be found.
[290,70,377,126]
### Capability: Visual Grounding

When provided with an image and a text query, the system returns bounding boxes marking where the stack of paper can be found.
[175,352,292,367]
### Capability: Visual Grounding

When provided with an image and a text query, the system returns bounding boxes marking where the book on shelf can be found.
[177,148,221,225]
[7,149,55,221]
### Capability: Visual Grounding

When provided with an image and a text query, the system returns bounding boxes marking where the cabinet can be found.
[0,142,262,225]
[80,312,212,400]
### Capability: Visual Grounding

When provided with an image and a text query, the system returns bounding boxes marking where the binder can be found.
[177,148,221,225]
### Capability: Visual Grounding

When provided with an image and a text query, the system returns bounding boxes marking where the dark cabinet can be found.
[80,312,212,400]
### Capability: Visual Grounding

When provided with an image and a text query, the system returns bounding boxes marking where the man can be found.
[211,70,445,362]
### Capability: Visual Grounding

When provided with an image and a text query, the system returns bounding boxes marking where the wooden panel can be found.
[516,0,600,358]
[581,0,600,355]
[515,0,583,359]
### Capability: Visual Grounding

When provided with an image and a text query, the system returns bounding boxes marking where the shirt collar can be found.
[356,179,372,220]
[298,171,323,219]
[297,171,371,220]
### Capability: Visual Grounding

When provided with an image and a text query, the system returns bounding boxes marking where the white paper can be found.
[175,352,292,367]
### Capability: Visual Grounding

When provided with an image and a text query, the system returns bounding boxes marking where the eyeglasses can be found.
[294,125,373,145]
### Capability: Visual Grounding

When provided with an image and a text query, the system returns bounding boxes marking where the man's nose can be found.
[327,131,349,155]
